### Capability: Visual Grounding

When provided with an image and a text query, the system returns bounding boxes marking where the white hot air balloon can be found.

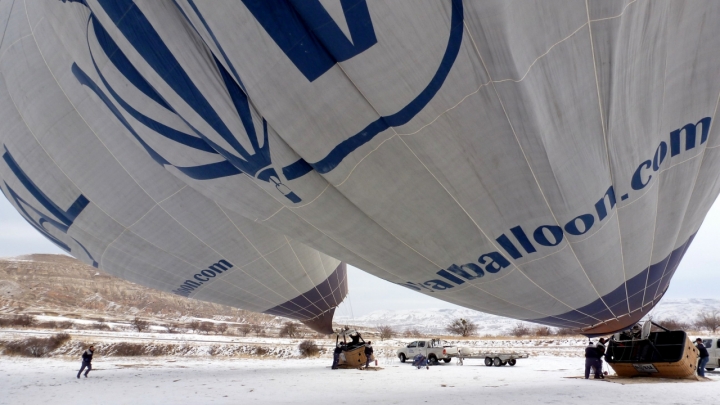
[2,0,719,335]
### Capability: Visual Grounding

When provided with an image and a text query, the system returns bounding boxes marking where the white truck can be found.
[700,337,719,371]
[397,339,456,364]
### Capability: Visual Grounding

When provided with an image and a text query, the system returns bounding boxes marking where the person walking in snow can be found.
[364,341,374,368]
[77,345,95,379]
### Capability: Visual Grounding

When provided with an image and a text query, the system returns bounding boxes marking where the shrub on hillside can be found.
[238,324,251,337]
[198,321,215,335]
[132,317,149,332]
[510,322,530,337]
[2,333,70,357]
[112,342,145,356]
[298,340,320,357]
[0,314,37,328]
[532,326,553,337]
[377,325,395,341]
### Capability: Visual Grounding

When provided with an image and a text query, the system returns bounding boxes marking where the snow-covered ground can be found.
[0,355,716,405]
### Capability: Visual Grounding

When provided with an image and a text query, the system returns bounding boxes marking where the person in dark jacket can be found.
[696,338,710,377]
[595,338,607,378]
[584,342,600,379]
[364,341,374,368]
[331,343,343,370]
[77,345,95,378]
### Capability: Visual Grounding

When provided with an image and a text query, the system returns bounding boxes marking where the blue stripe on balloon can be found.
[282,0,464,180]
[529,234,696,330]
[95,0,266,174]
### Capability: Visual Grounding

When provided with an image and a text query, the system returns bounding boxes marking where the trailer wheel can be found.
[508,359,516,366]
[484,357,493,367]
[399,353,406,363]
[493,357,502,367]
[443,358,451,363]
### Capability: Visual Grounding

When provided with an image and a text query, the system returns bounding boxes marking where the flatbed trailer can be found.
[448,350,529,366]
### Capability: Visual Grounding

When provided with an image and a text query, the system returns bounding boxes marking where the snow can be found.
[0,355,716,405]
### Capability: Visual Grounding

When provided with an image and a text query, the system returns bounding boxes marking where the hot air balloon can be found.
[2,0,719,335]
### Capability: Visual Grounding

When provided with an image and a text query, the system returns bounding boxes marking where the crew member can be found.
[696,338,710,377]
[584,341,600,379]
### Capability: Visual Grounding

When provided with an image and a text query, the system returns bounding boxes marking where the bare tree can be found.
[251,323,265,337]
[132,316,149,332]
[238,324,251,337]
[445,318,478,337]
[164,322,180,334]
[654,317,690,331]
[198,321,215,335]
[377,325,395,341]
[187,320,200,334]
[403,328,423,338]
[532,326,552,336]
[215,323,228,335]
[555,327,579,336]
[510,322,530,337]
[695,309,720,333]
[278,321,300,338]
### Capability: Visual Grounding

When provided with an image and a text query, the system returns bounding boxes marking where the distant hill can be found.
[0,254,273,324]
[2,254,717,335]
[335,298,720,335]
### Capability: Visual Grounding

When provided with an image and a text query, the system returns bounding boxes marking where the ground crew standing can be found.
[696,338,709,377]
[331,343,343,370]
[77,345,95,379]
[584,342,600,379]
[595,338,606,378]
[364,341,374,368]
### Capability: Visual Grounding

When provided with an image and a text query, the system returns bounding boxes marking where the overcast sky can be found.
[1,194,718,317]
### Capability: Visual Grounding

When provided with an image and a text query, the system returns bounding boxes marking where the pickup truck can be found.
[397,339,456,364]
[700,337,719,371]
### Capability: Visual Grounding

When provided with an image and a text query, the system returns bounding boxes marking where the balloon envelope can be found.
[2,0,720,334]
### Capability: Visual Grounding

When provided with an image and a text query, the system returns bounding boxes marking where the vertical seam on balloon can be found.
[0,0,17,52]
[641,3,670,308]
[464,18,608,323]
[586,0,629,316]
[284,235,334,314]
[216,204,328,318]
[20,6,294,313]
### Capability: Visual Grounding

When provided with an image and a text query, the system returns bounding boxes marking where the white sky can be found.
[1,194,718,317]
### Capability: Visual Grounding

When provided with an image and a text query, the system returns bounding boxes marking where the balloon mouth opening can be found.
[300,308,336,334]
[578,309,649,337]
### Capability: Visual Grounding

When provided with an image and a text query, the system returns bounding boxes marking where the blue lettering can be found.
[510,225,537,254]
[242,0,377,82]
[478,252,511,274]
[533,225,564,247]
[670,117,711,156]
[564,214,595,236]
[653,141,667,171]
[595,186,617,221]
[631,160,652,190]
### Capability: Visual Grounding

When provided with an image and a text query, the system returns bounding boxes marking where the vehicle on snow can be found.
[396,339,455,365]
